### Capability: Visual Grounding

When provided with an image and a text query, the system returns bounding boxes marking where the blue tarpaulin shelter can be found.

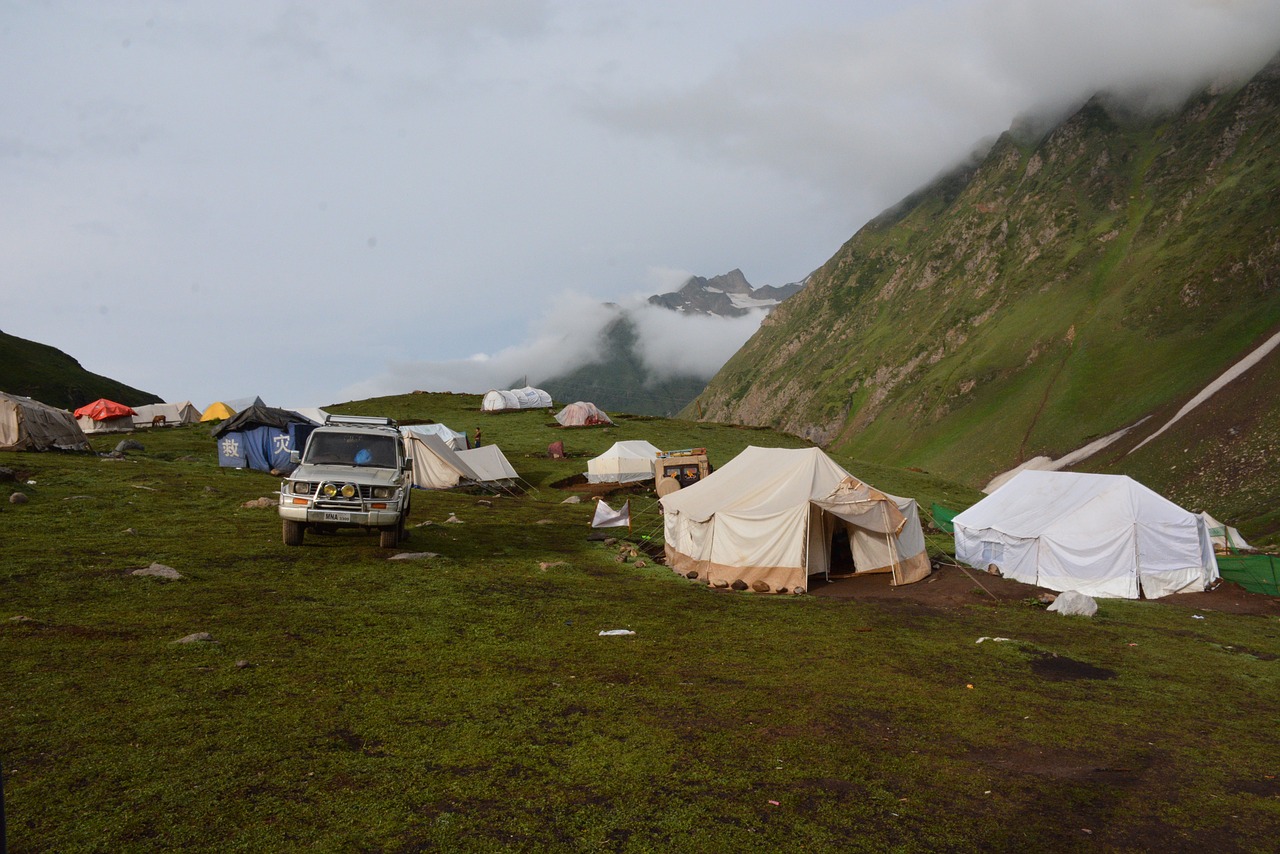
[211,405,315,473]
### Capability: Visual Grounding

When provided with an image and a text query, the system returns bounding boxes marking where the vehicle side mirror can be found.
[290,450,301,464]
[403,458,413,471]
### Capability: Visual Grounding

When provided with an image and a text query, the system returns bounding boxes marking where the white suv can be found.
[278,415,412,548]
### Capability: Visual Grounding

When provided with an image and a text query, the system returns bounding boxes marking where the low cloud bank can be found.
[340,292,767,401]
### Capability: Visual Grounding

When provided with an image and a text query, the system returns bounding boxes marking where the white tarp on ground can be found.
[0,392,89,451]
[1199,512,1254,553]
[660,446,930,594]
[456,445,520,483]
[402,431,482,489]
[953,470,1219,599]
[401,423,467,450]
[587,440,662,483]
[132,401,200,427]
[481,387,552,411]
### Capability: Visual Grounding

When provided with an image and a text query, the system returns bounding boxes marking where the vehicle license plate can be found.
[322,512,351,522]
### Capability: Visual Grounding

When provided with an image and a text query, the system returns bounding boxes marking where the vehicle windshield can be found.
[304,432,399,467]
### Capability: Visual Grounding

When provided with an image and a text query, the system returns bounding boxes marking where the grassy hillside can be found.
[692,59,1280,540]
[3,392,1277,851]
[0,329,162,410]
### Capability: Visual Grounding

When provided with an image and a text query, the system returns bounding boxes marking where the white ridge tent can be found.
[587,440,662,483]
[1198,511,1254,553]
[660,446,929,594]
[456,445,521,486]
[402,431,483,489]
[401,423,467,450]
[481,387,552,411]
[132,401,200,428]
[0,392,90,451]
[952,470,1218,599]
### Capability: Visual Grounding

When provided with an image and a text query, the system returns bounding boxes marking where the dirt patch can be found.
[809,564,1045,607]
[1029,652,1117,681]
[808,565,1280,616]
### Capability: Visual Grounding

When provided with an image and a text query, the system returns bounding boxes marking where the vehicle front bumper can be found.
[279,498,402,527]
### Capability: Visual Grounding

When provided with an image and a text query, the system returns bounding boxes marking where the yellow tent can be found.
[199,401,236,422]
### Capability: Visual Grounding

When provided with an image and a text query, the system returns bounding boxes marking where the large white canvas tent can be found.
[132,401,200,428]
[555,401,612,427]
[401,423,467,450]
[481,387,552,412]
[660,446,930,594]
[952,471,1219,599]
[1,392,90,451]
[587,440,662,483]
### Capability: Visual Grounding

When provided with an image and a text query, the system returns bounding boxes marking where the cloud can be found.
[339,290,769,401]
[585,0,1280,210]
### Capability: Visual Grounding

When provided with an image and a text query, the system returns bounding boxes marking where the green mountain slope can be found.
[691,58,1280,539]
[0,329,162,410]
[540,314,709,417]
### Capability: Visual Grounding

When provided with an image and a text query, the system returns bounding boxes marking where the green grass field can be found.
[3,394,1278,852]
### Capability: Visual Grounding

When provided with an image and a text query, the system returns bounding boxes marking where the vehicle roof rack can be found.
[324,414,398,428]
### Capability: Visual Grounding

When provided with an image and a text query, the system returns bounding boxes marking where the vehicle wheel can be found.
[379,525,399,548]
[397,512,409,542]
[283,519,305,547]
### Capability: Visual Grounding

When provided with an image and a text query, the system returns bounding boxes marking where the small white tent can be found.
[952,470,1218,599]
[587,440,662,483]
[660,446,929,594]
[1198,512,1254,553]
[456,445,521,485]
[132,401,200,428]
[401,423,467,450]
[481,387,552,412]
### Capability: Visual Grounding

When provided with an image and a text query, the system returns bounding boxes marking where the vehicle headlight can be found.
[340,483,357,498]
[372,486,393,499]
[291,482,313,495]
[322,483,338,498]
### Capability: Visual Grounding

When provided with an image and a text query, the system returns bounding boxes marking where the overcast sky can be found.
[4,1,1279,410]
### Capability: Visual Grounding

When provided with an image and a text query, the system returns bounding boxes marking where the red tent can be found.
[73,399,136,421]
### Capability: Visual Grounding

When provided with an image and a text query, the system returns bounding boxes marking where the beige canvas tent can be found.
[587,440,662,483]
[401,423,467,450]
[132,401,200,428]
[402,430,484,489]
[660,446,930,594]
[1,392,90,451]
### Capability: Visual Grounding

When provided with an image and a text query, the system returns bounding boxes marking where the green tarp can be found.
[931,503,959,534]
[1217,555,1280,597]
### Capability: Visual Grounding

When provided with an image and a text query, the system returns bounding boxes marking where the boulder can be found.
[10,492,28,505]
[132,563,182,580]
[1047,590,1097,617]
[751,580,771,593]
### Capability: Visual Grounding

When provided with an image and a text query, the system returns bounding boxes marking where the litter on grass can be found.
[598,629,635,636]
[976,637,1012,644]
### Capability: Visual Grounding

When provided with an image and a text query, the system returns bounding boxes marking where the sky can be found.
[4,1,1280,410]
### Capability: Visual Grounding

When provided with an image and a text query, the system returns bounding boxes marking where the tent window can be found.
[981,540,1004,565]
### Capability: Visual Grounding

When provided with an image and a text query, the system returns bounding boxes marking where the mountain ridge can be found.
[689,54,1280,539]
